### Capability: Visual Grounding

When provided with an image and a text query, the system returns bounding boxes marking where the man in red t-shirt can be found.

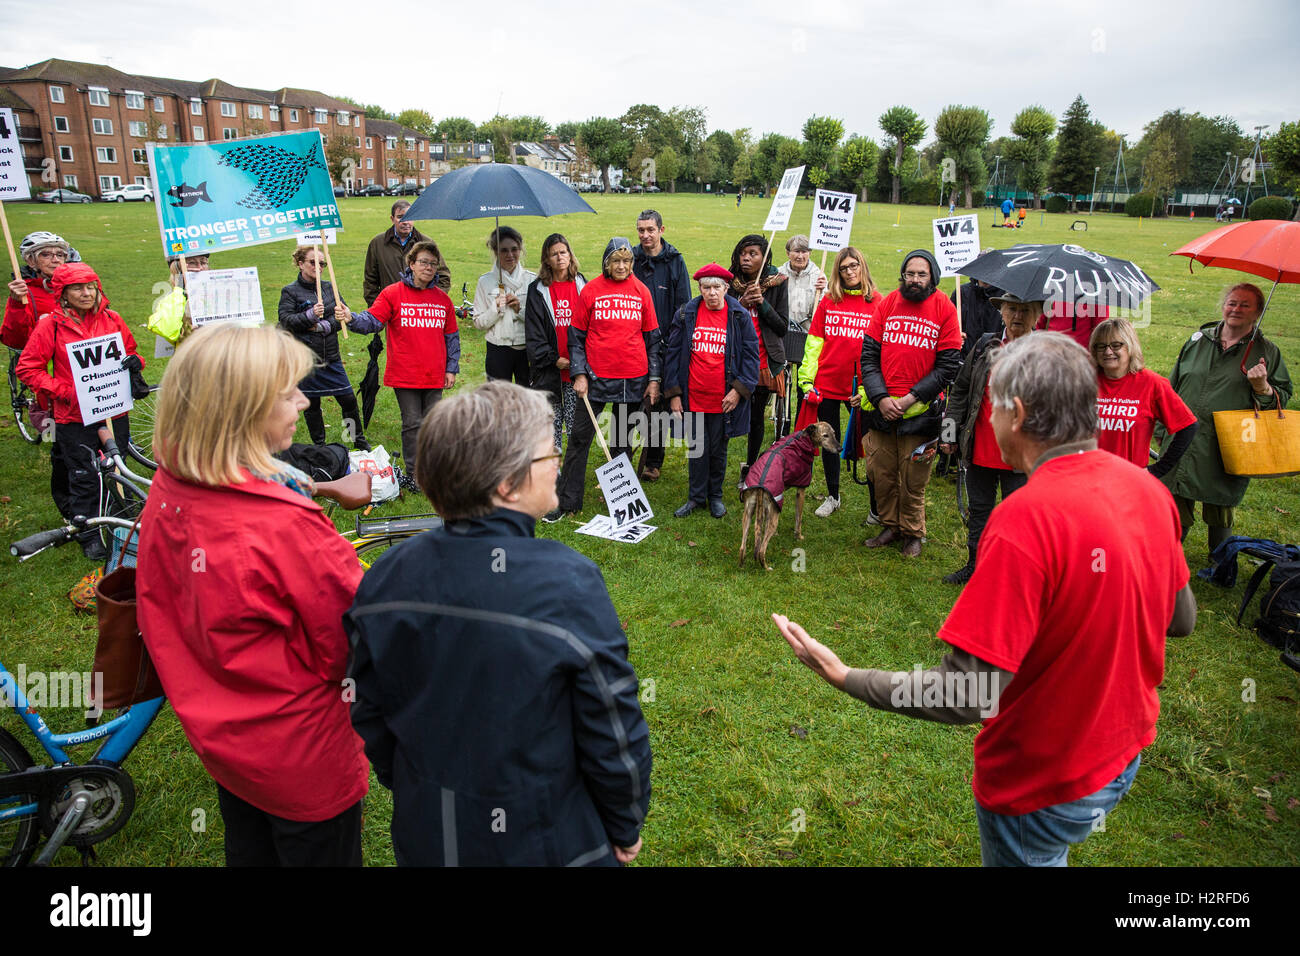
[774,333,1196,866]
[858,250,962,557]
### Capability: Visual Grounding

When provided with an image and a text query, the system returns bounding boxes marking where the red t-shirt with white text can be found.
[548,280,578,383]
[807,292,874,400]
[866,290,962,396]
[971,384,1008,470]
[938,450,1188,815]
[366,282,458,388]
[1095,369,1196,468]
[571,274,657,380]
[688,305,728,413]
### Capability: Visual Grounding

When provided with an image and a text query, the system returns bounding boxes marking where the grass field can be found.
[2,194,1297,867]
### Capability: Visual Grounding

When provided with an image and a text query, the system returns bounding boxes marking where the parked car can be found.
[38,188,93,204]
[386,182,421,197]
[333,185,347,197]
[357,184,387,197]
[102,183,154,203]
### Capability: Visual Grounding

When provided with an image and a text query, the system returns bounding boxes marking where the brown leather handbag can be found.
[92,514,165,710]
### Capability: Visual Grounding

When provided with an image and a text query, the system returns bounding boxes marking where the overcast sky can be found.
[3,0,1295,145]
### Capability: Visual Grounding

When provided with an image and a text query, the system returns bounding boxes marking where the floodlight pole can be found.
[1089,166,1100,214]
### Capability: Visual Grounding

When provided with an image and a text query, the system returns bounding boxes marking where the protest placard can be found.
[295,229,338,246]
[762,165,806,232]
[66,332,132,425]
[809,189,856,252]
[186,267,265,326]
[932,214,981,277]
[0,108,31,291]
[574,514,657,543]
[595,453,654,530]
[148,130,342,258]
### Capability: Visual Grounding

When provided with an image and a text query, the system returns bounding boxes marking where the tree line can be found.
[335,96,1300,214]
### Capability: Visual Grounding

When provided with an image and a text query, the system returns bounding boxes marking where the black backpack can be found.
[1237,556,1300,671]
[274,442,351,482]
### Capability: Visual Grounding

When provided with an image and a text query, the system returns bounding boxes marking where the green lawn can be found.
[2,195,1297,866]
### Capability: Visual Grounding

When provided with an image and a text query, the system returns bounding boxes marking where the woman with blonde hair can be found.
[137,324,371,866]
[1090,317,1197,475]
[473,225,536,384]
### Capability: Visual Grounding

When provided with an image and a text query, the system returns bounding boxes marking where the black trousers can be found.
[556,399,638,512]
[686,411,728,503]
[746,385,774,466]
[52,416,130,525]
[815,399,876,509]
[641,394,670,471]
[966,463,1028,556]
[303,390,365,445]
[217,784,362,867]
[485,342,529,384]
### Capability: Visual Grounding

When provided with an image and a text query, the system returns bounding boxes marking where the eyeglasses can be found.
[1093,341,1127,354]
[35,249,69,260]
[532,452,561,465]
[412,259,439,268]
[839,262,861,273]
[903,271,930,280]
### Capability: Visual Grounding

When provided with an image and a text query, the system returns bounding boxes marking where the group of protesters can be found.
[4,200,1294,869]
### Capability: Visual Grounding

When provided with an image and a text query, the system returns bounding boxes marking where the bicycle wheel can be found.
[354,535,410,571]
[124,387,159,470]
[99,472,148,552]
[7,350,41,445]
[0,727,40,867]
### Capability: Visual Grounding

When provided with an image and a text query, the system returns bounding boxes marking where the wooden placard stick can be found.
[320,239,349,340]
[581,392,613,463]
[0,201,26,305]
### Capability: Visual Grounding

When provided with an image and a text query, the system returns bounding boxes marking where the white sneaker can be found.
[815,496,840,518]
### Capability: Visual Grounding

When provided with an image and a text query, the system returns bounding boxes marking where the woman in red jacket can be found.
[3,231,69,349]
[137,323,370,866]
[16,263,143,559]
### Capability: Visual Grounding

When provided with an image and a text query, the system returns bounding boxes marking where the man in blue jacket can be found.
[664,263,760,518]
[632,210,691,481]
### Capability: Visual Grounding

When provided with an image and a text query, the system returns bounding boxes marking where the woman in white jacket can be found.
[473,225,537,384]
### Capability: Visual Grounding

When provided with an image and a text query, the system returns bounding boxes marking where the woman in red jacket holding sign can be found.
[16,263,144,559]
[797,246,879,519]
[348,240,460,481]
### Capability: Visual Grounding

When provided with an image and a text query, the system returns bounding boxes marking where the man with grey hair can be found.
[775,332,1196,866]
[363,201,447,304]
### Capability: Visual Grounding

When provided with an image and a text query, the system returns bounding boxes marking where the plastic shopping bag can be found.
[348,444,400,503]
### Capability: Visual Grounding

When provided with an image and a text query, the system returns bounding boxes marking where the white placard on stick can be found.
[595,453,654,530]
[575,514,657,543]
[809,189,857,252]
[931,214,981,278]
[187,267,265,326]
[762,165,806,232]
[0,109,32,201]
[66,332,132,425]
[295,229,338,246]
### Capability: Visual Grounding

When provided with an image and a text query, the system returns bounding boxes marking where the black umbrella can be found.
[957,243,1160,312]
[357,334,384,429]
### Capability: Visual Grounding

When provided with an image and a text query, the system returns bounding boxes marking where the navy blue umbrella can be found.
[402,163,595,286]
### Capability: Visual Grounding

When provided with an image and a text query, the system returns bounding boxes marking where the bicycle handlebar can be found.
[10,526,75,558]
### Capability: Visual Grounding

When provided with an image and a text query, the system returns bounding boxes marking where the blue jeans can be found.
[975,754,1141,866]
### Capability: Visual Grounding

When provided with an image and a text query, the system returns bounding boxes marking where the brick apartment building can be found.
[0,58,520,199]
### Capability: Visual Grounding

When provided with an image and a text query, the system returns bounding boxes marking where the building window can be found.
[192,127,205,141]
[355,136,362,148]
[386,137,396,149]
[289,109,299,123]
[92,118,113,135]
[135,176,149,186]
[88,88,110,107]
[314,109,328,124]
[420,160,425,170]
[153,96,165,113]
[248,104,263,120]
[96,147,117,163]
[269,105,279,121]
[337,111,349,125]
[405,137,415,148]
[63,174,77,188]
[129,121,147,137]
[125,92,144,110]
[49,85,64,103]
[223,128,238,140]
[354,115,361,128]
[365,137,372,149]
[156,125,167,140]
[54,116,69,133]
[59,145,73,161]
[99,175,122,192]
[366,157,373,170]
[133,148,147,164]
[190,98,202,115]
[221,102,236,117]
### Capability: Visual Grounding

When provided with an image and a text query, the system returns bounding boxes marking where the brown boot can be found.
[901,537,923,558]
[862,527,899,548]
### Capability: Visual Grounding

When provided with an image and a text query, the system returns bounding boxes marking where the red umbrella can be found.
[1172,219,1300,315]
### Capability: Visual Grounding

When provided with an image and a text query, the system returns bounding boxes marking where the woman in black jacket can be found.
[278,246,371,450]
[729,234,790,481]
[524,233,586,452]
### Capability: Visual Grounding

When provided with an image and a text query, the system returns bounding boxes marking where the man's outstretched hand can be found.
[773,613,850,691]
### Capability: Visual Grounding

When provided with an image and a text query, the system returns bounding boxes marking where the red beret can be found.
[51,262,101,296]
[693,263,733,283]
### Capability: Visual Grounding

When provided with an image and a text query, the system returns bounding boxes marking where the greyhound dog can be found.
[738,421,840,570]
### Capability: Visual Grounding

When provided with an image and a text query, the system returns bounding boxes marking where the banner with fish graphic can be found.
[147,130,342,257]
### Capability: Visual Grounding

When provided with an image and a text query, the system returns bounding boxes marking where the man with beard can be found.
[857,250,962,558]
[632,210,691,481]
